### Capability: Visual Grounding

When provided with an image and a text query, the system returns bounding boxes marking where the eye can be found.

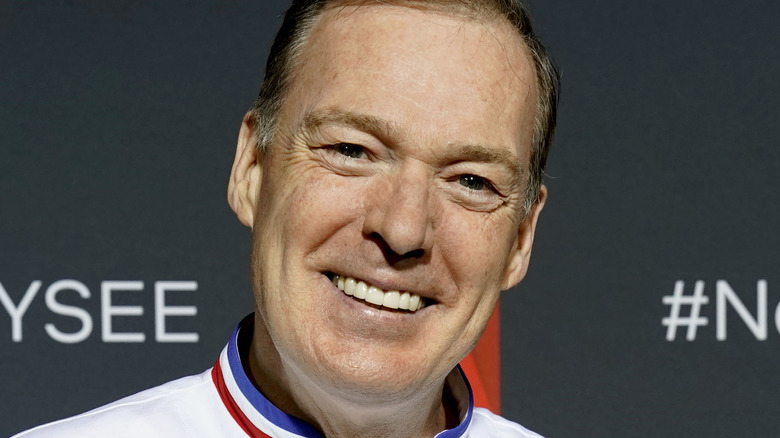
[458,174,490,191]
[332,143,365,159]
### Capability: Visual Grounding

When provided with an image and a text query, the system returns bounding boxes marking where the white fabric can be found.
[14,321,544,438]
[13,370,241,437]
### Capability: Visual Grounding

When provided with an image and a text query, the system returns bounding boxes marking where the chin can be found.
[298,336,455,401]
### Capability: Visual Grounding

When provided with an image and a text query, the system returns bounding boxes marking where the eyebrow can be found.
[300,108,399,140]
[444,144,524,178]
[299,107,525,181]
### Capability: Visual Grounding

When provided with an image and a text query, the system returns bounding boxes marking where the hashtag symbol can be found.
[662,280,709,341]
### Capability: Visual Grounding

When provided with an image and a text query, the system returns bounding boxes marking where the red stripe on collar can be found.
[212,360,274,438]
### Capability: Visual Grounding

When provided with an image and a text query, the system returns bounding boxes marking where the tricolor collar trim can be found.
[218,315,475,438]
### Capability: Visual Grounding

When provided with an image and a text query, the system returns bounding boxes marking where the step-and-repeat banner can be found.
[2,1,779,436]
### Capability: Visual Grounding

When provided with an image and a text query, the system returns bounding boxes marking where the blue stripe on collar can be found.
[436,365,474,438]
[226,317,324,438]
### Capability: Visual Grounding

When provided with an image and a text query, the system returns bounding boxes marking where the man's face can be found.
[236,5,544,400]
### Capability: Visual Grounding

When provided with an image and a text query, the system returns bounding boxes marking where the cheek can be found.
[272,170,368,268]
[286,172,354,225]
[436,205,518,290]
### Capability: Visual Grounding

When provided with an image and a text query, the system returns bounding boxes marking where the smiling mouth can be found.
[327,273,427,312]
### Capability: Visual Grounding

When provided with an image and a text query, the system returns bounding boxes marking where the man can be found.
[16,0,558,436]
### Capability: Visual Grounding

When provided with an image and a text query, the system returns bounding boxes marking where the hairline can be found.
[251,0,556,216]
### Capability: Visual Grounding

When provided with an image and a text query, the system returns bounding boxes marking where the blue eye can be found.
[459,174,488,191]
[333,143,365,159]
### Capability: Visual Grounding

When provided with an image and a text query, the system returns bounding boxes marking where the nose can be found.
[363,165,434,261]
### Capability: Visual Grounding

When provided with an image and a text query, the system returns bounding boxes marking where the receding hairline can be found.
[290,1,539,146]
[250,0,558,215]
[313,0,532,51]
[255,0,544,152]
[322,0,516,22]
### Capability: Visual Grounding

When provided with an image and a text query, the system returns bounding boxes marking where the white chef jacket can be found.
[14,317,544,437]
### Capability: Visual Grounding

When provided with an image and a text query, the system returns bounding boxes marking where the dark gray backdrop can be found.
[2,1,779,437]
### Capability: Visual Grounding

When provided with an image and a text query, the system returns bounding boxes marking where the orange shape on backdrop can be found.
[459,304,500,413]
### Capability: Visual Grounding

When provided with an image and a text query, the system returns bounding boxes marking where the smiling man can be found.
[16,0,558,437]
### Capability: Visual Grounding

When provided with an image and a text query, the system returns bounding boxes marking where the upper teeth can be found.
[331,275,425,311]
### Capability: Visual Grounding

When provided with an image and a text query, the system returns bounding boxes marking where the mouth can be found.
[326,272,428,312]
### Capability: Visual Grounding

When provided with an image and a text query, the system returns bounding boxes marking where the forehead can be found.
[282,4,537,161]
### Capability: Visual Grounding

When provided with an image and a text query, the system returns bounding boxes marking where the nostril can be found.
[367,232,426,265]
[402,248,425,259]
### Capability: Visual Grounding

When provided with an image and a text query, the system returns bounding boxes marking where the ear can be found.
[227,112,263,228]
[501,185,547,290]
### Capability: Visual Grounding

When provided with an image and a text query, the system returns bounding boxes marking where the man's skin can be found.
[228,4,546,437]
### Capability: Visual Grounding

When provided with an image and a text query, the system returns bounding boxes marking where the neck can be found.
[245,315,460,437]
